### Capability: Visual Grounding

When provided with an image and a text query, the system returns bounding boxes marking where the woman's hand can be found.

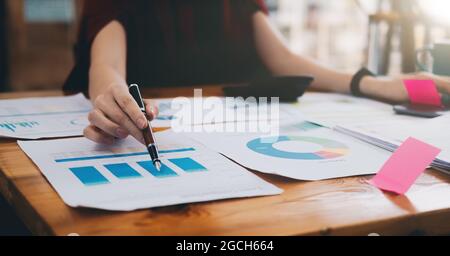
[361,72,450,103]
[84,83,159,145]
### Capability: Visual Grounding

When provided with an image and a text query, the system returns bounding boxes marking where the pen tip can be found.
[154,160,162,171]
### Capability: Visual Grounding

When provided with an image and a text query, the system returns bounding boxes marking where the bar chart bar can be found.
[169,157,207,173]
[104,163,142,179]
[0,123,15,132]
[137,161,178,178]
[69,166,110,186]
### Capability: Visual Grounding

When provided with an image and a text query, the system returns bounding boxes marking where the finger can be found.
[406,73,450,94]
[84,125,115,145]
[435,78,450,94]
[144,99,159,120]
[112,86,148,129]
[419,73,450,94]
[96,95,145,144]
[88,109,129,139]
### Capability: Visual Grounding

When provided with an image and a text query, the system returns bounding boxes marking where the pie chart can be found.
[247,136,349,160]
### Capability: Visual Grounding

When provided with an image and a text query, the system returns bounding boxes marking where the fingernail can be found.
[116,128,128,139]
[138,118,147,129]
[148,107,154,118]
[150,109,157,119]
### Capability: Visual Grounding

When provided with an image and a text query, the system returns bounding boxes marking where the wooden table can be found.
[1,88,450,236]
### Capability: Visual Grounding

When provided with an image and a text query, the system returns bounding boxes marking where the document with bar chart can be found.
[18,130,282,211]
[0,93,92,139]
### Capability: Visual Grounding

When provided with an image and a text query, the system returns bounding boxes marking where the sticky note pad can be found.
[404,80,442,107]
[369,137,441,195]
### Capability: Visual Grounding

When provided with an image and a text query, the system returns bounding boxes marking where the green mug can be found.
[416,42,450,76]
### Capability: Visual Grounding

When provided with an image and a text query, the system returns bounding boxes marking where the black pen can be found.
[129,84,162,171]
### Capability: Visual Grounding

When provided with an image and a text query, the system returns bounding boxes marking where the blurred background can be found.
[1,0,450,92]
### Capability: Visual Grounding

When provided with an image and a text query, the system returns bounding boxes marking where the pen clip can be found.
[129,84,146,112]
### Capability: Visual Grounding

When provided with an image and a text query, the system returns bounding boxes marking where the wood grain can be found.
[1,89,450,236]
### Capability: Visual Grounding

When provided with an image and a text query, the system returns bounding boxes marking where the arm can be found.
[85,21,157,144]
[252,12,450,102]
[252,12,351,93]
[89,21,127,102]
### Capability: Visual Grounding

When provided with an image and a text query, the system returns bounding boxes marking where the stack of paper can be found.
[0,94,92,139]
[335,114,450,173]
[12,91,450,211]
[298,92,450,173]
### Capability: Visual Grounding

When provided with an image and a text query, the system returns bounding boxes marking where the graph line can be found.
[0,110,90,118]
[55,148,196,163]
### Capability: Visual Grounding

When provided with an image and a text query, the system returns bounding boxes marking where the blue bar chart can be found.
[0,121,39,133]
[65,157,209,186]
[18,133,282,210]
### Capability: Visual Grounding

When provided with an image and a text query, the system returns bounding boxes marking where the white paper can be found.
[18,130,281,211]
[184,120,391,181]
[297,92,421,127]
[338,114,450,168]
[0,94,92,139]
[297,92,450,171]
[152,97,301,128]
[407,114,450,162]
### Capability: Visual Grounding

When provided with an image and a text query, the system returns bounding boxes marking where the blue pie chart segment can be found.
[247,136,349,160]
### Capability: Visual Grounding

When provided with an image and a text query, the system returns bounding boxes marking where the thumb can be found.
[144,99,159,120]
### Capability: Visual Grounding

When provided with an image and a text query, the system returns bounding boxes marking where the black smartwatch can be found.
[350,67,375,97]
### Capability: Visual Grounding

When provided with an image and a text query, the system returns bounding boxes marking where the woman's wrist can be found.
[89,81,127,102]
[360,76,409,103]
[89,63,128,101]
[360,76,382,98]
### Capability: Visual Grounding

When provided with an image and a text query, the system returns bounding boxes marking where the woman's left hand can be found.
[361,72,450,103]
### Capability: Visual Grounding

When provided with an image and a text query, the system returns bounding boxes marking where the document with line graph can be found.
[18,130,282,211]
[0,93,92,139]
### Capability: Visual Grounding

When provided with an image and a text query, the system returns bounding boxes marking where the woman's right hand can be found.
[84,83,158,145]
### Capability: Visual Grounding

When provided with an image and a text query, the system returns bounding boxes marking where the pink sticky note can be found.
[404,80,442,107]
[369,137,441,195]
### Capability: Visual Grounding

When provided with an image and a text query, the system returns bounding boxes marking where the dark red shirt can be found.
[64,0,269,93]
